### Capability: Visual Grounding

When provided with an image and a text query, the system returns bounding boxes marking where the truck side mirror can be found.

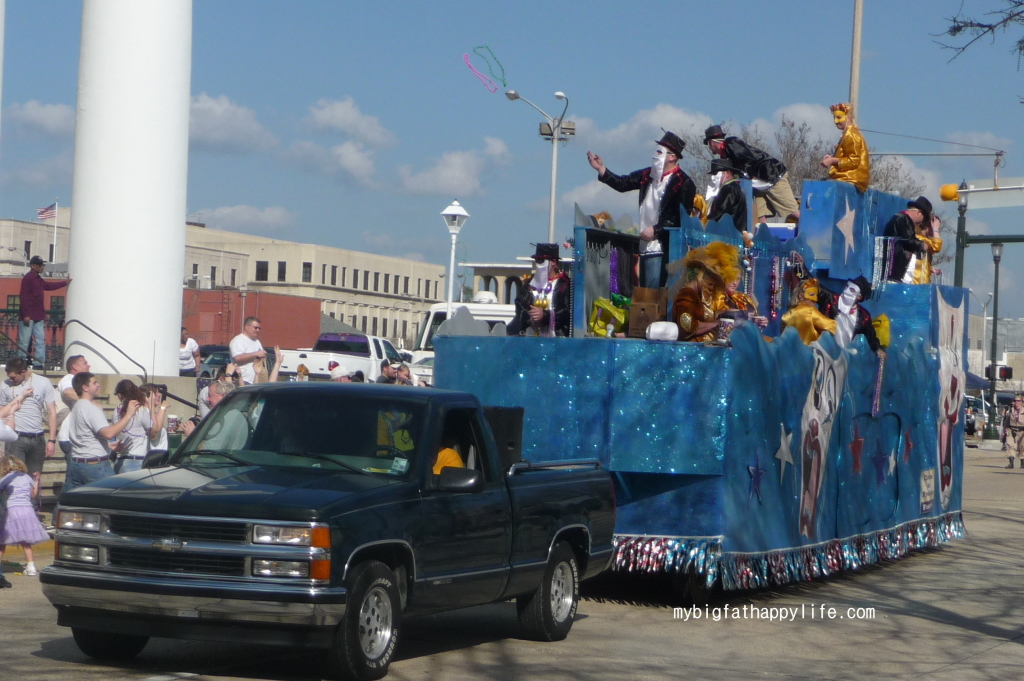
[142,449,170,469]
[435,467,484,493]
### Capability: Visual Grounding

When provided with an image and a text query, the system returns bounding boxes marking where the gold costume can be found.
[674,242,738,342]
[912,234,943,284]
[781,304,837,345]
[828,124,870,192]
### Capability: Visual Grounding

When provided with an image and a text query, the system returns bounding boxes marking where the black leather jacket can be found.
[598,166,696,237]
[882,212,926,282]
[722,137,786,185]
[708,180,747,233]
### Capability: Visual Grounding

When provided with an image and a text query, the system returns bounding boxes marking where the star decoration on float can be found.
[888,448,897,476]
[775,424,794,483]
[871,442,888,485]
[849,423,864,474]
[748,448,766,502]
[836,196,857,262]
[903,429,914,463]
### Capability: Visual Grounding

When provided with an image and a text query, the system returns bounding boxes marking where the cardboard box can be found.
[628,301,665,338]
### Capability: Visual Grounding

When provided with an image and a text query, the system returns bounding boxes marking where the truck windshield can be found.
[312,334,371,357]
[415,311,441,352]
[174,390,423,477]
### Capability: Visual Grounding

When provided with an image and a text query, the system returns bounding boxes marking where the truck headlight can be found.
[57,510,101,532]
[252,560,309,578]
[252,524,330,547]
[58,544,99,563]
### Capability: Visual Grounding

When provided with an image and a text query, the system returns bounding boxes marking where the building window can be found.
[277,261,287,282]
[255,261,268,281]
[49,244,54,261]
[302,262,312,283]
[331,265,337,286]
[384,274,390,293]
[341,267,347,287]
[382,319,388,336]
[329,312,335,318]
[24,241,31,258]
[321,264,327,284]
[402,320,407,338]
[361,316,367,332]
[374,272,380,292]
[363,271,369,290]
[231,269,237,287]
[372,317,378,335]
[351,315,357,328]
[353,269,359,289]
[192,263,199,275]
[210,266,217,284]
[7,295,19,310]
[50,296,64,310]
[417,279,421,297]
[403,276,409,294]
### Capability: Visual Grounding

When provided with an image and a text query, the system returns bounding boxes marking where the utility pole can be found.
[849,0,863,116]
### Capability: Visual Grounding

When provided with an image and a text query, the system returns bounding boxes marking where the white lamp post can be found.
[440,201,469,322]
[505,90,573,243]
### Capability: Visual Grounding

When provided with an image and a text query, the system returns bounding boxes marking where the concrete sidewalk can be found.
[1,446,1022,681]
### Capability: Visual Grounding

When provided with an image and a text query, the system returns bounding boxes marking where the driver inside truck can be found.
[433,429,465,475]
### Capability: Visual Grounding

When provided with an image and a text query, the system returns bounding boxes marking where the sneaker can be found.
[0,576,11,588]
[23,565,38,577]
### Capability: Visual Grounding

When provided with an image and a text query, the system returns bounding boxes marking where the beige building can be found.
[3,210,446,349]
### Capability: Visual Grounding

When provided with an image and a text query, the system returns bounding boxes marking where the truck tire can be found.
[517,541,579,641]
[71,628,148,660]
[326,561,401,681]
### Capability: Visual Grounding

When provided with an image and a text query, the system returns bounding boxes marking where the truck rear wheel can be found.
[71,628,149,660]
[517,541,579,641]
[326,560,401,681]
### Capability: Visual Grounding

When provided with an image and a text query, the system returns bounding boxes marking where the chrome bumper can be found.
[41,566,347,627]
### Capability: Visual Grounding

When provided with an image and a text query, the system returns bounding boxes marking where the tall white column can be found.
[66,0,192,377]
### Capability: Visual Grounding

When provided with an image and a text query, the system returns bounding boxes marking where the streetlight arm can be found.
[513,94,554,123]
[554,95,569,126]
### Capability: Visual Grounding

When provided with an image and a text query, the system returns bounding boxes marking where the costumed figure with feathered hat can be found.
[674,242,736,342]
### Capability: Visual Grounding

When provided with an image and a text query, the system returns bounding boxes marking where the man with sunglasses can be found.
[229,316,266,385]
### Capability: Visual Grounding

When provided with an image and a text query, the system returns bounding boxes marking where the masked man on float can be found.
[508,243,570,337]
[821,102,870,192]
[587,132,696,288]
[818,275,883,357]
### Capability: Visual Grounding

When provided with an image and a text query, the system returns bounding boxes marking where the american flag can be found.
[36,203,56,221]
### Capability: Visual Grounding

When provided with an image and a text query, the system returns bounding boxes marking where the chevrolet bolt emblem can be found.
[154,538,184,551]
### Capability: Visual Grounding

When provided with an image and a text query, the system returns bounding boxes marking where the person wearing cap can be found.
[912,214,943,284]
[706,159,749,241]
[508,243,571,337]
[18,255,70,369]
[1001,394,1024,470]
[821,102,870,192]
[882,197,932,283]
[817,276,882,355]
[703,125,799,225]
[587,131,696,288]
[375,359,400,384]
[330,365,351,383]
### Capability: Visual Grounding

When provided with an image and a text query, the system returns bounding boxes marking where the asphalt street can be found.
[2,444,1022,681]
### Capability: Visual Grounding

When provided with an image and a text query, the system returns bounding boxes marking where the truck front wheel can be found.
[326,560,401,680]
[71,628,148,660]
[517,541,579,641]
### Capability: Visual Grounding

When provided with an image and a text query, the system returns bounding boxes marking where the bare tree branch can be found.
[939,0,1024,63]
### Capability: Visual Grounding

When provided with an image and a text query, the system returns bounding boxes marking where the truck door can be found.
[414,406,512,609]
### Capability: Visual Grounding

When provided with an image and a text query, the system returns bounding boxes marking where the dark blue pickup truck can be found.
[41,383,615,680]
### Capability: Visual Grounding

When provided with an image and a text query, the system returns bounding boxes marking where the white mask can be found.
[838,282,859,313]
[651,145,668,178]
[532,261,549,289]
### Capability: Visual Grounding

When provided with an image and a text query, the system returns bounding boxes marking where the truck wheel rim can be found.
[358,585,392,658]
[550,562,574,623]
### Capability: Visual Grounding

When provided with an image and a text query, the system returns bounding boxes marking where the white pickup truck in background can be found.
[278,333,404,382]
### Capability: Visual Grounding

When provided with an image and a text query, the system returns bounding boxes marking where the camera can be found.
[188,415,201,426]
[154,384,168,401]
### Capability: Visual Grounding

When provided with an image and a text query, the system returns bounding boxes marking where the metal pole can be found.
[985,248,1002,440]
[849,0,863,116]
[954,199,967,287]
[445,231,457,321]
[548,123,559,244]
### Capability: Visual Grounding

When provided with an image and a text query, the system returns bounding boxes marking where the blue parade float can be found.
[434,180,966,591]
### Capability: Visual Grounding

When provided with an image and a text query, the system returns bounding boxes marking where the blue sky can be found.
[2,1,1024,315]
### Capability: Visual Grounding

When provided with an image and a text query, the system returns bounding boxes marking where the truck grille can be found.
[107,547,246,576]
[108,515,248,543]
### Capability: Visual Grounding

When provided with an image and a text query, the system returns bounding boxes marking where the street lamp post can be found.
[440,201,469,322]
[984,243,1003,440]
[505,90,574,243]
[953,181,968,287]
[968,289,993,370]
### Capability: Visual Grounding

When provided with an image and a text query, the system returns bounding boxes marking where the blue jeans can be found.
[62,458,115,495]
[18,319,46,367]
[114,456,143,474]
[640,254,664,289]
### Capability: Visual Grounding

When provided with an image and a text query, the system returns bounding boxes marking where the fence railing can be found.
[0,308,65,368]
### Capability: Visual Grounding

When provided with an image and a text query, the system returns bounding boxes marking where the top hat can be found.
[710,158,742,176]
[656,131,686,157]
[851,275,872,300]
[532,243,560,262]
[907,196,933,223]
[703,124,726,145]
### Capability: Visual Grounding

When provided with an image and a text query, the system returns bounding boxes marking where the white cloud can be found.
[307,97,397,147]
[398,138,508,196]
[191,205,295,233]
[574,104,714,152]
[946,131,1013,152]
[189,93,276,154]
[557,179,637,217]
[0,153,73,187]
[6,101,75,137]
[285,140,377,186]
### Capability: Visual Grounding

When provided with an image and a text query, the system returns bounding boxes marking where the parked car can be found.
[42,384,616,679]
[965,395,989,436]
[279,333,403,381]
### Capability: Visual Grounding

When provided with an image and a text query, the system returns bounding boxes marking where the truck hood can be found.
[59,464,405,521]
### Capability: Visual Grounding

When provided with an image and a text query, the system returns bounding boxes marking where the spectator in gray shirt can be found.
[0,357,58,476]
